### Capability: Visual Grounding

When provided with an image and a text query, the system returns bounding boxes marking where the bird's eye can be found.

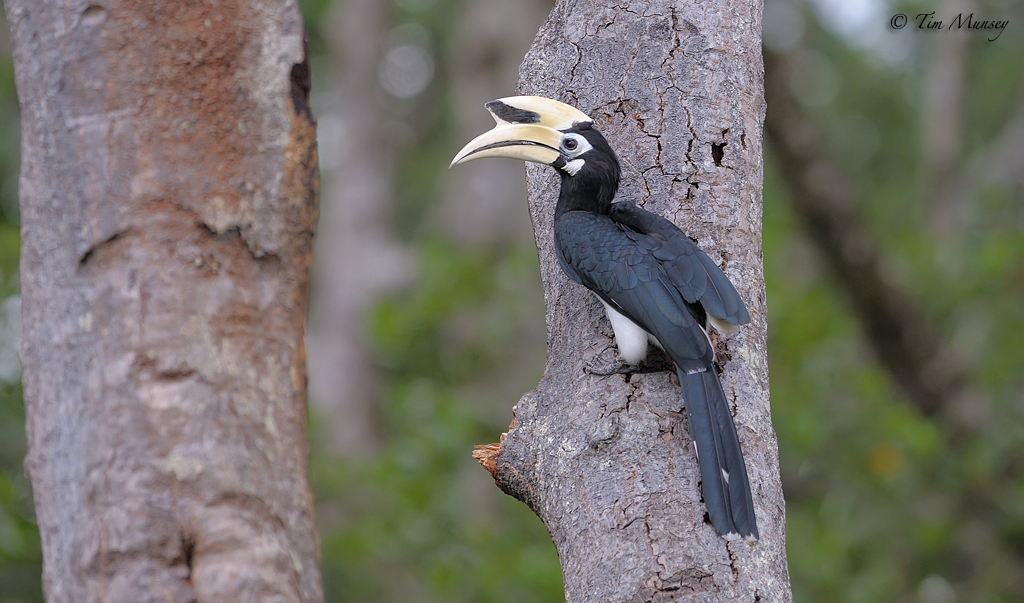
[563,137,578,151]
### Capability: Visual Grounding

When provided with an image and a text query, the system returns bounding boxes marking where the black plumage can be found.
[553,125,757,539]
[452,98,758,539]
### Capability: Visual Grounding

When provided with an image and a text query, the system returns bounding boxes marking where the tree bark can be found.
[475,1,790,601]
[7,0,323,601]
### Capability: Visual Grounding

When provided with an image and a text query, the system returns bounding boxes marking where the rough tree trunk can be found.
[7,0,323,601]
[475,1,791,601]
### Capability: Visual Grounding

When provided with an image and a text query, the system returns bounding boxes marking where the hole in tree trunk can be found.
[711,142,726,166]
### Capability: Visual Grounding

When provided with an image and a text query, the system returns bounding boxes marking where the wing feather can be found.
[609,202,749,326]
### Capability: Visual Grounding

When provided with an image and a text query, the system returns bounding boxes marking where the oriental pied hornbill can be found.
[451,96,758,540]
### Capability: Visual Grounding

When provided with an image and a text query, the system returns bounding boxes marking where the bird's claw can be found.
[584,356,633,376]
[584,349,675,376]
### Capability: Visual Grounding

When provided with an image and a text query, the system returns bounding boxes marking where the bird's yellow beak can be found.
[450,96,592,168]
[449,123,564,167]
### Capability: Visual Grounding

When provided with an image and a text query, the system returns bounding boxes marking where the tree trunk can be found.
[475,1,790,601]
[7,0,323,601]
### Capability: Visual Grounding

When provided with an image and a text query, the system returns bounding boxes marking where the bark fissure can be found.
[79,230,130,268]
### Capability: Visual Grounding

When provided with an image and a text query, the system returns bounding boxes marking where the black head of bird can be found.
[450,96,621,215]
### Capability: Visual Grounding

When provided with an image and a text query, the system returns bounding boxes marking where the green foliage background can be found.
[1,1,1022,602]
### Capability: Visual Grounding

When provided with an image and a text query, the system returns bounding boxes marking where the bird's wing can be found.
[555,210,713,371]
[608,202,750,326]
[555,209,758,539]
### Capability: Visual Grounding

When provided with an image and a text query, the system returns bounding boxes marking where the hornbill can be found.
[451,96,758,540]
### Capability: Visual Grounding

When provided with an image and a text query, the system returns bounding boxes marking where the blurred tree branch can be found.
[962,93,1024,200]
[921,0,973,233]
[763,46,971,427]
[307,0,412,457]
[764,38,1024,599]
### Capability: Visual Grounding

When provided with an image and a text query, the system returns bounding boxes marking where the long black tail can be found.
[678,367,758,539]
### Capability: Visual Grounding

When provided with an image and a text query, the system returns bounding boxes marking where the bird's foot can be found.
[584,356,633,376]
[584,348,674,376]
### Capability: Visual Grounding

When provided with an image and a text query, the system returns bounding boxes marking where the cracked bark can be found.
[473,2,790,601]
[7,0,323,601]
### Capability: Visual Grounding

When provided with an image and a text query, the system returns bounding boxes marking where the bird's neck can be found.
[554,172,619,220]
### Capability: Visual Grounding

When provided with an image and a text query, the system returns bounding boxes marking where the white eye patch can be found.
[558,133,593,175]
[560,133,593,157]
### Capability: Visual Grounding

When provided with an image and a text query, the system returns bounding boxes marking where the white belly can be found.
[598,298,657,365]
